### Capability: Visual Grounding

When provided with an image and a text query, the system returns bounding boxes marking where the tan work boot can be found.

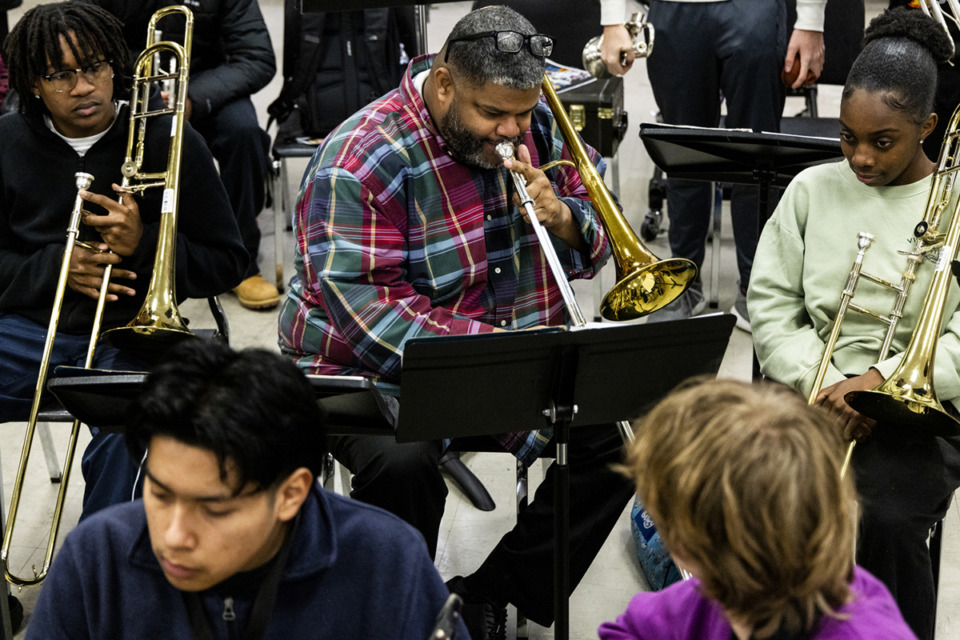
[233,274,281,310]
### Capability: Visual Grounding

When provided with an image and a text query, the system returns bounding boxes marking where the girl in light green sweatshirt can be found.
[748,9,957,640]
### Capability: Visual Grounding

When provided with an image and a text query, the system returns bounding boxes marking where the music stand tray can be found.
[639,122,843,226]
[397,313,736,441]
[48,367,394,435]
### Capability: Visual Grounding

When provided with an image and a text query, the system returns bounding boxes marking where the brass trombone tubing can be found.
[497,141,588,328]
[103,6,194,348]
[918,0,960,59]
[491,78,697,443]
[1,174,99,586]
[540,78,697,322]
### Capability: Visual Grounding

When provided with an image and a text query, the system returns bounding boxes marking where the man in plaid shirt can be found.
[279,7,634,638]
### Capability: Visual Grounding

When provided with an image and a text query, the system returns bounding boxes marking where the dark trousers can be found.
[646,0,787,288]
[332,424,634,626]
[0,314,151,520]
[853,427,960,640]
[191,97,271,279]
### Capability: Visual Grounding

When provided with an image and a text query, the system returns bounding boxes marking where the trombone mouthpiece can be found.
[74,172,95,191]
[495,142,515,160]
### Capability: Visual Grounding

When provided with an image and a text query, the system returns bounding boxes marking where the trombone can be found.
[917,0,960,60]
[497,78,698,443]
[538,77,697,323]
[1,6,195,586]
[808,102,960,477]
[1,175,101,586]
[104,5,195,350]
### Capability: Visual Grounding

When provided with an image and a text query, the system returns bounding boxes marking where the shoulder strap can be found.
[266,1,327,129]
[359,8,395,96]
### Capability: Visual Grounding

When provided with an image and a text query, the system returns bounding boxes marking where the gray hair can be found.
[442,5,546,90]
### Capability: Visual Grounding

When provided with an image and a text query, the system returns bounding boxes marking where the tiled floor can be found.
[3,0,958,638]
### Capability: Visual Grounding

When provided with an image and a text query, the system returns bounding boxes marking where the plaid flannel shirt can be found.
[279,54,612,463]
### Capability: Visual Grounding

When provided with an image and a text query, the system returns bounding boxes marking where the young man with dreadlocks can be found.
[0,3,246,520]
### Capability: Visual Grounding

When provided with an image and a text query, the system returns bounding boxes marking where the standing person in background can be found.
[598,0,825,331]
[749,9,960,638]
[80,0,281,310]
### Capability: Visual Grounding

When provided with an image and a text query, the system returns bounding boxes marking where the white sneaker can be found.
[731,289,751,333]
[646,288,706,324]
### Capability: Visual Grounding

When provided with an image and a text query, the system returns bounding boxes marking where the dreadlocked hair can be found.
[843,7,952,125]
[3,2,130,117]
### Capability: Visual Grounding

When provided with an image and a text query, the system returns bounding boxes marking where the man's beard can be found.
[439,99,523,170]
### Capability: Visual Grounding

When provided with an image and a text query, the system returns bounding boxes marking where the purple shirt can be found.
[598,567,918,640]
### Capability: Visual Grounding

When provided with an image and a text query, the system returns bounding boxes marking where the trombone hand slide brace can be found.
[1,173,97,586]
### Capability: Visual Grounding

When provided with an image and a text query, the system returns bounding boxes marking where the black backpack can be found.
[268,4,417,144]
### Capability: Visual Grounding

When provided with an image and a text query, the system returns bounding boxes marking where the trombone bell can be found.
[846,387,960,437]
[601,259,698,321]
[539,78,697,322]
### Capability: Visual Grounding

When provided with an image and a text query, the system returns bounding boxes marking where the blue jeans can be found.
[0,314,152,520]
[646,0,787,288]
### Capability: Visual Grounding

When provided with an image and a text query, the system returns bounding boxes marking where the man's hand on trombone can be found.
[815,368,883,442]
[502,143,584,251]
[79,185,144,256]
[67,242,137,302]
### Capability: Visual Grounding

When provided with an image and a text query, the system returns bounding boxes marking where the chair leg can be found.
[272,158,286,292]
[515,460,529,640]
[206,295,230,345]
[320,452,337,492]
[38,422,63,483]
[708,183,722,309]
[439,452,496,511]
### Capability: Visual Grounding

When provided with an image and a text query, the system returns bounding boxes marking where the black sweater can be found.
[0,104,248,334]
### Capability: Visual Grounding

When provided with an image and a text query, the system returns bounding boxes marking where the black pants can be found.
[332,424,634,626]
[191,97,271,279]
[853,427,960,640]
[646,0,787,289]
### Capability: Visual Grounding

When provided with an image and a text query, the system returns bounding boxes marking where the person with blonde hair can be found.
[599,378,916,640]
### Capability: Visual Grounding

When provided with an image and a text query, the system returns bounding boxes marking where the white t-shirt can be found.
[44,100,124,156]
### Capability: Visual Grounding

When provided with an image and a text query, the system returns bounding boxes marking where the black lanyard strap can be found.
[183,515,298,640]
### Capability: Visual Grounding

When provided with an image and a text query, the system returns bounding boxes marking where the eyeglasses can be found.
[444,31,554,63]
[41,59,114,93]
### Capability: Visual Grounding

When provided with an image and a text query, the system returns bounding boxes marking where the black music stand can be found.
[47,367,396,435]
[639,123,843,229]
[397,313,736,639]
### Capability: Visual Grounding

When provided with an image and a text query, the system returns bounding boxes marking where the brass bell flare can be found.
[600,258,698,321]
[846,389,960,438]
